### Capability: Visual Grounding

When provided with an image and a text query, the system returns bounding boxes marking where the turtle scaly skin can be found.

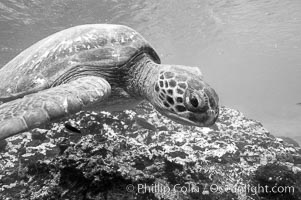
[0,24,219,140]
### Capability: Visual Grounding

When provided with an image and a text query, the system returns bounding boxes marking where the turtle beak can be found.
[204,107,219,126]
[187,107,219,127]
[156,106,219,127]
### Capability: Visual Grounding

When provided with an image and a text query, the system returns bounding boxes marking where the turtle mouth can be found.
[170,112,218,127]
[167,113,206,126]
[155,106,219,127]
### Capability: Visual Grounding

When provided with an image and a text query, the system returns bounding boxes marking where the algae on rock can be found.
[0,103,300,200]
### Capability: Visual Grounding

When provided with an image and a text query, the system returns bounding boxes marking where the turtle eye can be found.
[184,92,200,111]
[190,96,199,107]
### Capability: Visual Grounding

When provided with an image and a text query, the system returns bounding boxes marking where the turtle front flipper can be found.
[0,76,111,140]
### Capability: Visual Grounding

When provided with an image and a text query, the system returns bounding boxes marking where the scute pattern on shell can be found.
[0,24,160,98]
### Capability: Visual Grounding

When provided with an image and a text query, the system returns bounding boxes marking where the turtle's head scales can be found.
[151,65,219,127]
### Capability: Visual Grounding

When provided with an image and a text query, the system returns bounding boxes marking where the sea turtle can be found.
[0,24,219,140]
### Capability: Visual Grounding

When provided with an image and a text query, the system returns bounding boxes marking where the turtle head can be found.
[151,65,219,127]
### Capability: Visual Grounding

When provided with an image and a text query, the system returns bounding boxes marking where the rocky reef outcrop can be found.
[0,103,300,200]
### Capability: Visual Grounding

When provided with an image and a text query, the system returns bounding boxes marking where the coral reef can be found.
[0,103,300,200]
